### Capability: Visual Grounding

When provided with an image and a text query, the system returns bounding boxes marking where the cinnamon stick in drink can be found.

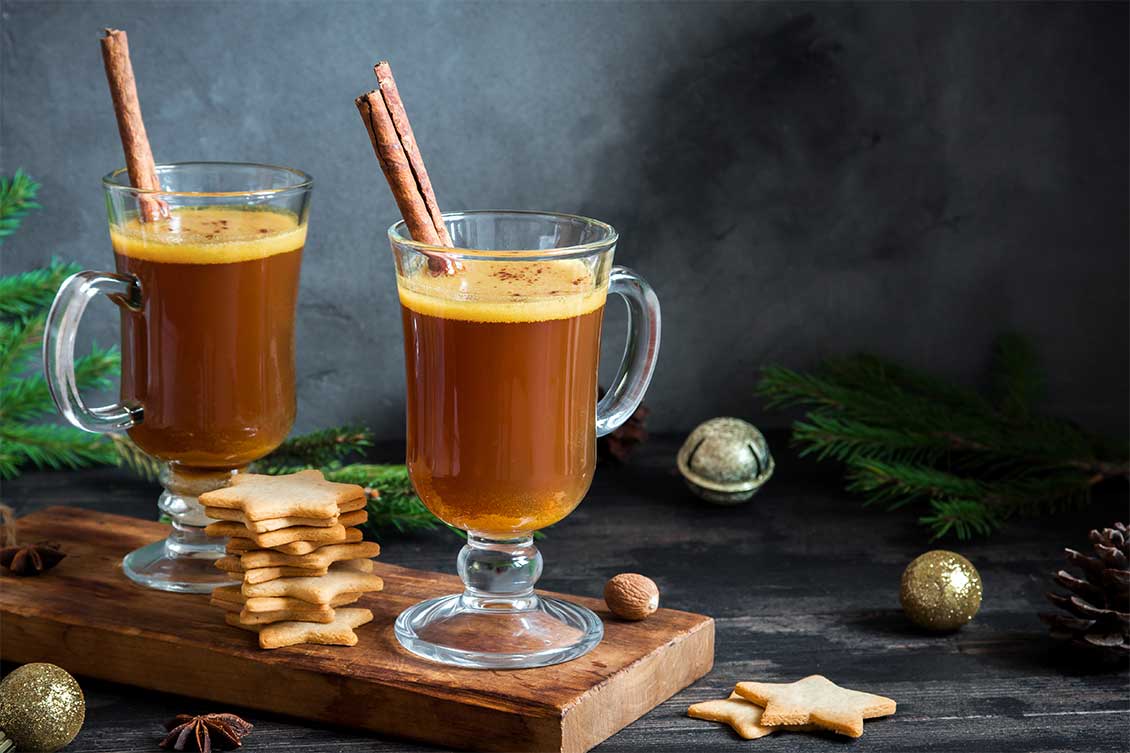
[355,63,457,275]
[100,28,166,221]
[373,62,451,248]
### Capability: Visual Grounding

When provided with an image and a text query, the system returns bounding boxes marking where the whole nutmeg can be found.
[604,573,660,621]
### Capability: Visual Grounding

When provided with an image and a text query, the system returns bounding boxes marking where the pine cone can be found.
[1040,522,1129,659]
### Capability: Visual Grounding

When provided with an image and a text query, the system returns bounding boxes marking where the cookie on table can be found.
[734,675,896,738]
[688,692,815,739]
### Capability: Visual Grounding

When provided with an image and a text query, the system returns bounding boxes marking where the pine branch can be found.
[793,411,948,465]
[823,353,989,412]
[0,170,42,244]
[0,424,118,477]
[845,459,991,510]
[258,426,374,471]
[758,334,1128,539]
[0,317,44,385]
[919,499,1001,540]
[0,344,119,423]
[760,361,988,440]
[0,259,78,320]
[108,434,162,481]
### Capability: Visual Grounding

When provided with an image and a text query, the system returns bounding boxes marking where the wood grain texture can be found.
[2,435,1127,752]
[0,506,713,753]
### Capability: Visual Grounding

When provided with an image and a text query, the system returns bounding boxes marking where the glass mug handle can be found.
[596,265,661,437]
[43,271,144,433]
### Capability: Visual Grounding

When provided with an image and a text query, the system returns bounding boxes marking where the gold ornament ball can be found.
[900,550,982,631]
[0,663,85,752]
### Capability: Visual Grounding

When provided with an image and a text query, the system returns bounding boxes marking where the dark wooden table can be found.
[4,436,1128,753]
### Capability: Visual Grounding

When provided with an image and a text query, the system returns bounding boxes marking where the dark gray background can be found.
[2,1,1127,438]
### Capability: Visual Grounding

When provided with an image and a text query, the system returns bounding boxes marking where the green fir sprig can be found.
[757,335,1129,540]
[0,176,132,479]
[254,426,374,473]
[0,170,42,244]
[0,264,128,478]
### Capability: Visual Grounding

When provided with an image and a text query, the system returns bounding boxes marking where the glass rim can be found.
[102,161,314,198]
[388,210,618,260]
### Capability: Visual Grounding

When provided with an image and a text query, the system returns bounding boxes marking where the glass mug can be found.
[44,162,312,593]
[390,211,660,668]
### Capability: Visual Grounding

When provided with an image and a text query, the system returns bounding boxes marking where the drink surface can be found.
[111,207,305,469]
[400,259,607,536]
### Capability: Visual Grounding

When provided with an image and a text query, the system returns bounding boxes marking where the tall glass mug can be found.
[44,163,312,593]
[390,211,660,668]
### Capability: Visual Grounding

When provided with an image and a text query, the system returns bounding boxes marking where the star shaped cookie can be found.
[734,675,896,738]
[687,692,815,739]
[200,469,365,521]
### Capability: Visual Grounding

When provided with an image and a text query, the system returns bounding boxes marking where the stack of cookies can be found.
[200,470,384,650]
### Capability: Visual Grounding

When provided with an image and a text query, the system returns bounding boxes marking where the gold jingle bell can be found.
[677,417,774,505]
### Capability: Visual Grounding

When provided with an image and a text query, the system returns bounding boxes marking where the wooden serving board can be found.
[0,507,713,753]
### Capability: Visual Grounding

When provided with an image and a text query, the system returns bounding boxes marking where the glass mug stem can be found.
[458,535,542,611]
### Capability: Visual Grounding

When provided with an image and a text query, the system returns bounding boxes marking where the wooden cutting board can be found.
[0,507,713,753]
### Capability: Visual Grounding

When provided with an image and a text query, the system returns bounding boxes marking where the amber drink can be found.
[401,260,606,536]
[45,162,312,593]
[111,208,305,468]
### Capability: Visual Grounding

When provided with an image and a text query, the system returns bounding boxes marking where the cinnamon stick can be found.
[373,61,451,248]
[100,28,166,221]
[355,63,457,275]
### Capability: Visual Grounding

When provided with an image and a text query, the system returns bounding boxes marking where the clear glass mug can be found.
[390,210,660,668]
[43,162,312,593]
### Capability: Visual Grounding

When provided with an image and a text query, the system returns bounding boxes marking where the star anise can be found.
[0,542,65,576]
[160,713,253,752]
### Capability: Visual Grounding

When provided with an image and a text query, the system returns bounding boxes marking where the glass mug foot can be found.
[395,534,603,668]
[121,465,240,593]
[395,593,604,669]
[121,533,236,593]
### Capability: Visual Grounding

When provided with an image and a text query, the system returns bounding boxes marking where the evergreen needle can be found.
[758,334,1127,539]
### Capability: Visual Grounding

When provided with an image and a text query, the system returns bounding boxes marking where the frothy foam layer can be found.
[398,259,606,323]
[110,207,306,264]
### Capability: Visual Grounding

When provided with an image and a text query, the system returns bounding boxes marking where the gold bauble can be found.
[900,550,982,631]
[0,663,85,752]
